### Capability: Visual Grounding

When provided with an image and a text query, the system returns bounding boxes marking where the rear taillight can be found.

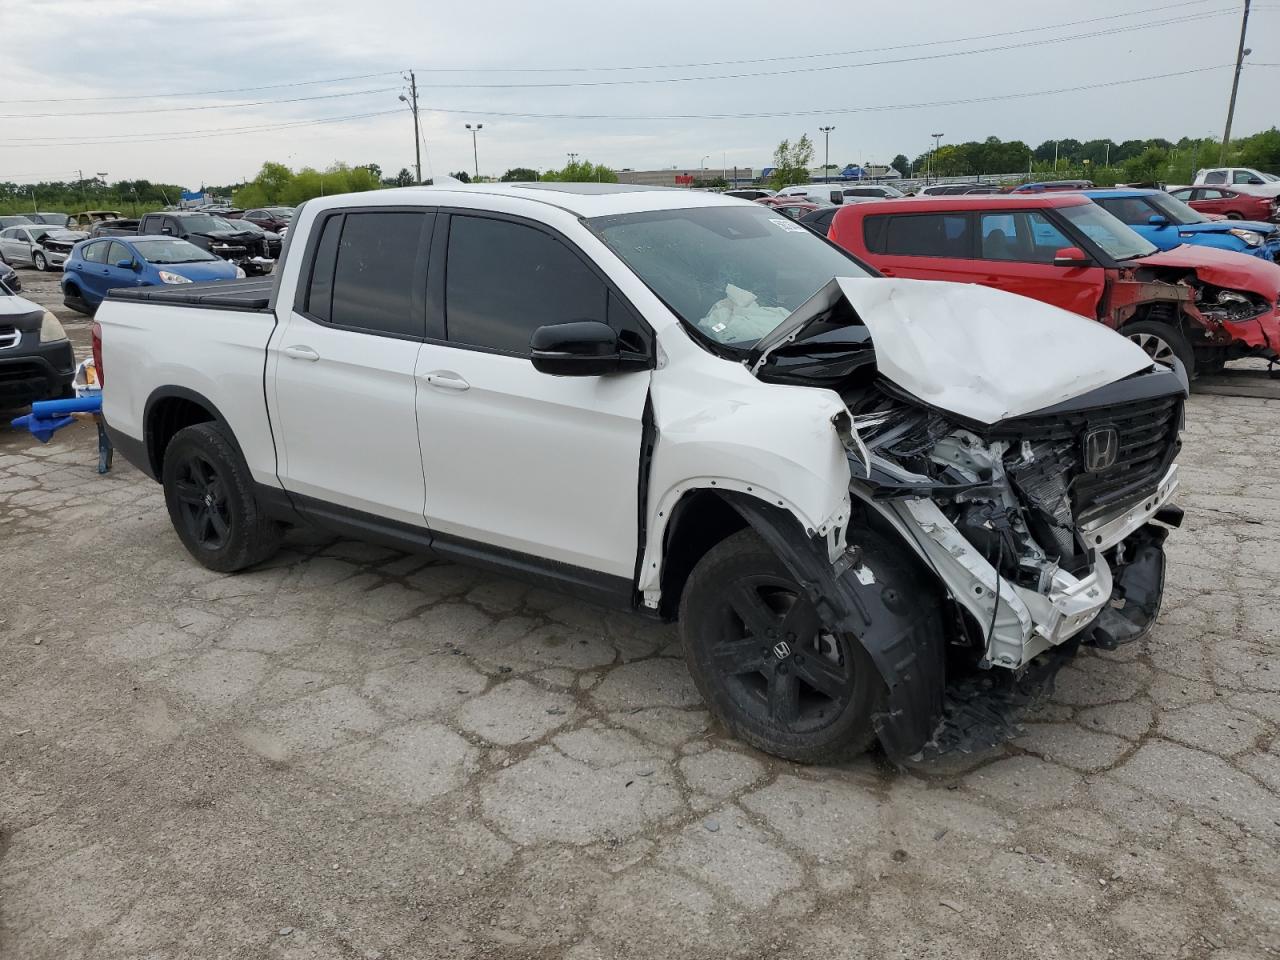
[91,320,104,386]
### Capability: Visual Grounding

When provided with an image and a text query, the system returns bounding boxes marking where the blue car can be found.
[61,234,243,315]
[1083,188,1280,263]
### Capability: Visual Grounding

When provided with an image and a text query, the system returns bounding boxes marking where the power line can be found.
[407,12,1233,89]
[0,71,405,105]
[412,65,1233,121]
[409,0,1227,73]
[0,110,404,148]
[0,0,1230,107]
[0,86,399,120]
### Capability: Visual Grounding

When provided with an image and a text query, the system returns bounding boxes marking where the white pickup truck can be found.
[1195,167,1280,197]
[96,182,1186,762]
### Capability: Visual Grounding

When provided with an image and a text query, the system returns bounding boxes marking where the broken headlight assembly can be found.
[1226,228,1265,247]
[1195,285,1270,323]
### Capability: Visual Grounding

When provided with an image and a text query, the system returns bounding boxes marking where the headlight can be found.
[234,266,246,278]
[1228,228,1263,247]
[39,310,67,342]
[158,271,192,285]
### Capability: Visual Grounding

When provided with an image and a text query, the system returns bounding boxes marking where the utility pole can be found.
[1220,0,1252,164]
[929,133,944,184]
[398,72,422,184]
[819,126,835,182]
[1054,140,1059,171]
[466,123,483,179]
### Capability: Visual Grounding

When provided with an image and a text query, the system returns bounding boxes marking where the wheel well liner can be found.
[142,386,235,480]
[657,489,749,619]
[717,491,946,759]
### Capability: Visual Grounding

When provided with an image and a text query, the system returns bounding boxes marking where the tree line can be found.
[769,127,1280,188]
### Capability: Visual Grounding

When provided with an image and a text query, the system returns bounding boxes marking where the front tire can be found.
[33,252,48,271]
[679,528,897,763]
[161,422,282,572]
[1123,319,1195,383]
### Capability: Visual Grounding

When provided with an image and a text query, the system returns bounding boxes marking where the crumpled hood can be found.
[760,277,1154,425]
[1140,244,1280,294]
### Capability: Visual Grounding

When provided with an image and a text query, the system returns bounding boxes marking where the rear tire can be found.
[1123,319,1195,382]
[679,527,930,763]
[161,422,282,573]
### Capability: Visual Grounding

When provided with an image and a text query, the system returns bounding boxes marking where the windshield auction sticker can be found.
[768,218,807,233]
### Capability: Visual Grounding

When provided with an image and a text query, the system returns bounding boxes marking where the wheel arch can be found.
[143,386,240,480]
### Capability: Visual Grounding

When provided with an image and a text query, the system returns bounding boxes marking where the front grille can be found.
[0,325,18,350]
[997,395,1182,525]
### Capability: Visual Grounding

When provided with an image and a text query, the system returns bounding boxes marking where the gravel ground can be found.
[2,267,1279,959]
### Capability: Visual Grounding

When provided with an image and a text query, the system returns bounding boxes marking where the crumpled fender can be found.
[721,492,945,759]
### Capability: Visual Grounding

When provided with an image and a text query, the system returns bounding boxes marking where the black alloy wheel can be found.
[171,451,233,550]
[712,573,855,735]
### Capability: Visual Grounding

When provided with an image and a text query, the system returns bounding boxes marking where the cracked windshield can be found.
[590,205,870,346]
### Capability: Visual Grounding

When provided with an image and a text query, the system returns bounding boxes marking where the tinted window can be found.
[1204,171,1227,184]
[328,212,427,337]
[978,211,1070,263]
[881,213,971,257]
[446,216,606,354]
[81,241,109,264]
[106,241,131,264]
[304,215,342,322]
[1095,197,1158,225]
[1233,171,1259,184]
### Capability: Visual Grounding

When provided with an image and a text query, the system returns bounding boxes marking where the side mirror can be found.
[1147,214,1169,227]
[115,258,136,269]
[830,191,844,205]
[161,227,173,235]
[530,320,641,376]
[1053,246,1092,267]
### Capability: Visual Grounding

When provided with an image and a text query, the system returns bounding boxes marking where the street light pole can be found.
[398,72,422,184]
[466,123,483,180]
[819,126,835,182]
[1220,0,1252,164]
[929,133,944,184]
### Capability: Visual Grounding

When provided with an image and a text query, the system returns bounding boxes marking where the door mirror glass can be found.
[1147,214,1169,227]
[1052,246,1091,267]
[530,320,626,376]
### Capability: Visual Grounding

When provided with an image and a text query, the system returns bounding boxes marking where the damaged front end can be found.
[752,278,1187,759]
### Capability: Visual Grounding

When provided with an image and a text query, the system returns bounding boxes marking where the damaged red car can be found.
[828,194,1280,377]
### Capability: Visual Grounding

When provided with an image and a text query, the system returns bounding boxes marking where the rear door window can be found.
[445,215,607,355]
[326,211,430,338]
[879,213,971,258]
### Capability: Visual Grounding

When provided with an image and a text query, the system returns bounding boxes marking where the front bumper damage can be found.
[893,463,1179,670]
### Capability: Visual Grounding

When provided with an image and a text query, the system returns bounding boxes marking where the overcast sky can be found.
[2,0,1274,188]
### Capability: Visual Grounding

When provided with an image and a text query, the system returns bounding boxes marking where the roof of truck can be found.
[373,182,750,218]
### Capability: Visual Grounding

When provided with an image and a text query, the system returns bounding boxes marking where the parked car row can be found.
[823,191,1280,378]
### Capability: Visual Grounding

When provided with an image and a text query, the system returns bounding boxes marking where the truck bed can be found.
[106,277,274,312]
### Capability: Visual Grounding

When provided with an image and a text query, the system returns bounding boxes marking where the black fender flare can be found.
[720,491,945,759]
[142,385,241,479]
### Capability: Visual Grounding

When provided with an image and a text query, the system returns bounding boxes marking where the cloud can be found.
[2,0,1270,185]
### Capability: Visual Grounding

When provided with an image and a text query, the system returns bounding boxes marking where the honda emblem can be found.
[772,640,792,660]
[1083,426,1120,473]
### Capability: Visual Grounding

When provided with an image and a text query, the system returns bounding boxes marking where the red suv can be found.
[828,194,1280,376]
[1167,186,1279,223]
